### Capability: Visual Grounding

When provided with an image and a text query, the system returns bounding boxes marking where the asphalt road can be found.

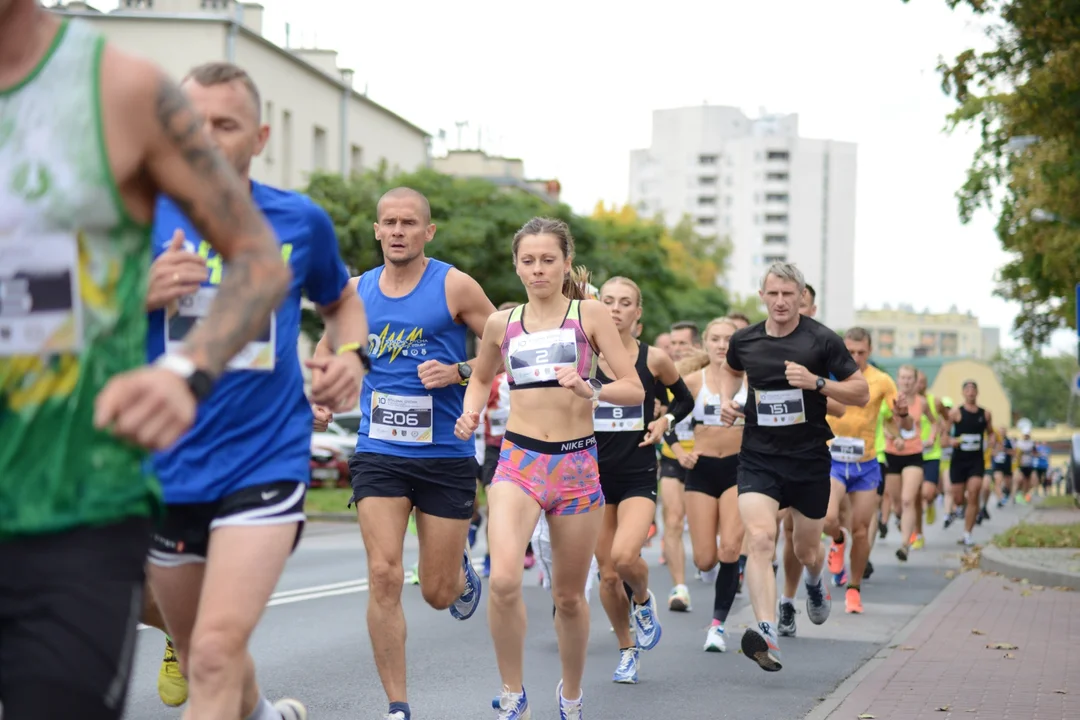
[124,504,1018,720]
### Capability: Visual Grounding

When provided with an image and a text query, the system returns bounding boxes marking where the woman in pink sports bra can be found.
[454,217,643,719]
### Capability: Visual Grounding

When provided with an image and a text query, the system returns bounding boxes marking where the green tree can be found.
[922,0,1080,347]
[992,348,1080,424]
[301,169,729,344]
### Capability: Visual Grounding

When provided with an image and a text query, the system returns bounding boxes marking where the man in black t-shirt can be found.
[718,262,869,673]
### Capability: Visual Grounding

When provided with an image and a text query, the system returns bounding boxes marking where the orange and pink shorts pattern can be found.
[491,431,604,515]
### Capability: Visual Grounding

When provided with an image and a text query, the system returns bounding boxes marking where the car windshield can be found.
[335,415,361,435]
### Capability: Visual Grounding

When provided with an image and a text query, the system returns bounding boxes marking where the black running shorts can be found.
[148,481,306,566]
[736,449,831,520]
[349,453,478,520]
[0,518,150,720]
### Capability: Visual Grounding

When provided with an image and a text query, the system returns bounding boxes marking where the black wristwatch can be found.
[155,354,215,403]
[457,362,472,381]
[815,377,827,393]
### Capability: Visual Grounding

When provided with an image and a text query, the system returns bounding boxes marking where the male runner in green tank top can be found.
[0,2,296,718]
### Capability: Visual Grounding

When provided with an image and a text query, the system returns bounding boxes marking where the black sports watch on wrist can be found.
[456,362,472,381]
[155,354,215,403]
[815,377,827,393]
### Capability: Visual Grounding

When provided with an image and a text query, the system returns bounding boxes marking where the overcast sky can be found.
[96,0,1076,352]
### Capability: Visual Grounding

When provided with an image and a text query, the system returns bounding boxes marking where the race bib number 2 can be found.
[0,233,83,356]
[369,391,433,443]
[166,287,275,372]
[753,388,805,427]
[507,327,578,386]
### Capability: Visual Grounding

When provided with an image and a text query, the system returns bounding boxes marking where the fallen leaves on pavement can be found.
[971,629,986,635]
[986,642,1019,650]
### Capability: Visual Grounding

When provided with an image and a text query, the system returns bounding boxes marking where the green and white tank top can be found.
[0,18,159,539]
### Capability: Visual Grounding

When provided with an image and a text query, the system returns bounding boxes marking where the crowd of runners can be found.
[0,4,1051,720]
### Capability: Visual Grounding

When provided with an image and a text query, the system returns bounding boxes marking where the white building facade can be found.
[629,106,856,329]
[56,0,431,189]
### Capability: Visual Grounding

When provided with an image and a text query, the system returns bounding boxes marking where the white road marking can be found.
[137,560,485,631]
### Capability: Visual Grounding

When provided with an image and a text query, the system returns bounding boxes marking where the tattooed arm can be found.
[133,65,290,378]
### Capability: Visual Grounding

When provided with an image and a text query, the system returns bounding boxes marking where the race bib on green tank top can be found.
[0,233,83,356]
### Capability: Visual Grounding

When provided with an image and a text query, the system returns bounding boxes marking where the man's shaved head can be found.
[377,187,431,224]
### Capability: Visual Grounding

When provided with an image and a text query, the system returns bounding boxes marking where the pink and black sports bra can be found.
[500,300,597,390]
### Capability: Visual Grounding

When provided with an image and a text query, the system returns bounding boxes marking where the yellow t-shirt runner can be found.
[827,366,897,492]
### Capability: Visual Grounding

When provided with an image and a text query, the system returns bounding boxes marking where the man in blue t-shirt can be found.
[141,63,368,719]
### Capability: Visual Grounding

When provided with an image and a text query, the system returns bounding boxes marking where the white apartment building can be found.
[629,106,857,328]
[54,0,431,189]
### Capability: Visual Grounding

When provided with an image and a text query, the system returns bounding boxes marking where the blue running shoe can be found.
[632,590,662,650]
[450,548,482,620]
[612,647,638,684]
[556,681,583,720]
[491,686,530,719]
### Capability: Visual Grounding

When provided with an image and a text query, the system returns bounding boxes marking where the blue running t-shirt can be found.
[354,259,473,459]
[147,182,350,503]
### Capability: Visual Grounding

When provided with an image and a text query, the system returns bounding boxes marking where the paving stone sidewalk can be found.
[821,562,1080,719]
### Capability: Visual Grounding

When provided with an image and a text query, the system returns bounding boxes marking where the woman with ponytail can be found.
[454,217,644,719]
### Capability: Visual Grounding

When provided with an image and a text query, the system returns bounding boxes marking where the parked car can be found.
[310,410,361,489]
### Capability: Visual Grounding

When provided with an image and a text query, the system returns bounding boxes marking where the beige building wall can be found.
[855,307,987,359]
[929,359,1011,426]
[58,2,430,190]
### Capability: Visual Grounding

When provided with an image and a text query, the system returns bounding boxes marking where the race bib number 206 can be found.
[0,233,83,356]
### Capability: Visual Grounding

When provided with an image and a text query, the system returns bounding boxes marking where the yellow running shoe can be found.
[912,534,925,550]
[158,637,188,707]
[925,502,936,526]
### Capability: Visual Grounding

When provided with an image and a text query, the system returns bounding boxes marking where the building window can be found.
[764,254,787,265]
[764,234,787,245]
[281,110,293,187]
[699,176,718,185]
[350,144,363,176]
[767,150,790,161]
[123,0,153,6]
[263,101,274,163]
[313,126,328,171]
[766,172,789,181]
[201,0,230,8]
[764,214,789,224]
[765,193,789,203]
[696,217,717,226]
[699,154,718,165]
[697,196,717,206]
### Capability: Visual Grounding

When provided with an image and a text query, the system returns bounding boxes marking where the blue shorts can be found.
[830,459,882,493]
[923,458,941,485]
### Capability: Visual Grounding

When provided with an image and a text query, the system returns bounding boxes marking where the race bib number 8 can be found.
[507,328,578,386]
[830,436,866,463]
[166,287,275,371]
[369,391,433,443]
[593,401,645,432]
[0,233,83,356]
[753,388,805,427]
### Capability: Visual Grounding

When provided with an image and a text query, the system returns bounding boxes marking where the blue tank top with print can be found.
[354,259,472,458]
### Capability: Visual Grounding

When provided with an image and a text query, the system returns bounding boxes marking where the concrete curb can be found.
[803,569,980,720]
[978,544,1080,590]
[307,512,355,523]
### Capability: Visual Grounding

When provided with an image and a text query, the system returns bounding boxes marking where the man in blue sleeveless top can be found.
[144,63,369,720]
[316,187,496,720]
